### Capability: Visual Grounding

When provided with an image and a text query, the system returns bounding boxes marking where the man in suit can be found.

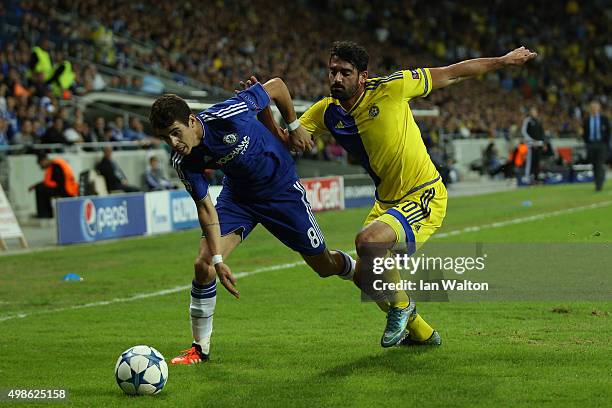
[95,146,141,193]
[521,106,545,183]
[583,100,610,191]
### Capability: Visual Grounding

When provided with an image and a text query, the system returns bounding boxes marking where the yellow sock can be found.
[375,300,390,313]
[383,266,409,309]
[408,313,434,341]
[355,255,408,311]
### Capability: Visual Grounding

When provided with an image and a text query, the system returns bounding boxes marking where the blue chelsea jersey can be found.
[172,83,298,201]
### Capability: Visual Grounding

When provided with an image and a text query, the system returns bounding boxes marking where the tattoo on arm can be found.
[202,222,220,227]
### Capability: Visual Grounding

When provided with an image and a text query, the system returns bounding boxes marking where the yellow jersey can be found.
[300,68,440,204]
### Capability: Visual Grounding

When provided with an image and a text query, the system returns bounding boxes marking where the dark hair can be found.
[330,41,369,72]
[149,94,191,131]
[36,151,48,163]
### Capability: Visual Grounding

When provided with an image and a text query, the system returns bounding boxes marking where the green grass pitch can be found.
[0,184,610,407]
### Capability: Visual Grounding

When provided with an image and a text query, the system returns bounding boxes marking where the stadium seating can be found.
[1,0,608,150]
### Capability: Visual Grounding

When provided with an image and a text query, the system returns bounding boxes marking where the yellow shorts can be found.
[364,179,448,253]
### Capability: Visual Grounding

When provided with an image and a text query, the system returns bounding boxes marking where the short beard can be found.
[331,84,358,101]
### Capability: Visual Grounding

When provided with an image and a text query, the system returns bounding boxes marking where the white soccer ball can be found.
[114,345,168,395]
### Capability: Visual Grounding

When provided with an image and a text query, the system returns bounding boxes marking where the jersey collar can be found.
[334,89,366,115]
[195,114,208,146]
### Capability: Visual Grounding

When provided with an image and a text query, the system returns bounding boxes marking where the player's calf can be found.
[301,249,356,280]
[185,278,216,363]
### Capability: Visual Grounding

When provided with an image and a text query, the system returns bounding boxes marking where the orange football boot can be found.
[170,344,209,365]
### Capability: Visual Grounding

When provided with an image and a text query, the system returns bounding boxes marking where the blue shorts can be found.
[214,180,326,256]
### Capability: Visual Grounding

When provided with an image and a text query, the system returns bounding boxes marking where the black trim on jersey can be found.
[420,68,429,96]
[346,91,367,114]
[375,175,441,205]
[364,72,403,91]
[201,226,246,241]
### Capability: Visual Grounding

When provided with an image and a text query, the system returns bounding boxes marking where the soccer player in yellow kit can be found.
[297,41,537,347]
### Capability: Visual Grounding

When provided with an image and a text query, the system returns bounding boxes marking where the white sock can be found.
[336,250,356,280]
[190,279,217,355]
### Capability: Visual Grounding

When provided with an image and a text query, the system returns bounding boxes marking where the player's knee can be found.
[194,256,215,281]
[355,230,386,258]
[194,257,209,272]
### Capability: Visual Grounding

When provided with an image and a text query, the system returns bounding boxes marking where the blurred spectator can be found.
[111,115,127,141]
[95,146,141,192]
[28,152,79,218]
[41,117,68,145]
[582,100,610,191]
[31,72,49,98]
[521,107,545,182]
[84,64,106,91]
[125,117,146,141]
[539,139,558,173]
[144,155,176,191]
[90,116,106,143]
[429,144,452,184]
[12,119,37,145]
[102,126,114,143]
[482,143,502,177]
[63,122,84,145]
[125,116,158,146]
[0,117,9,147]
[3,96,18,139]
[511,140,529,174]
[29,40,54,83]
[75,121,93,144]
[325,139,346,163]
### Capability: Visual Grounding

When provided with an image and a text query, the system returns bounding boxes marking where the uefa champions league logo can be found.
[81,198,97,240]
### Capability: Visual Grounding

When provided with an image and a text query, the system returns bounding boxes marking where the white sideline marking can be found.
[1,200,611,323]
[0,261,305,323]
[433,200,612,238]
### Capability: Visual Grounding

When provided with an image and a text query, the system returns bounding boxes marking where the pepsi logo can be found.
[83,199,97,237]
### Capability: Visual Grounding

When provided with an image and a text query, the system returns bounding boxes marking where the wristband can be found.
[287,119,301,132]
[212,254,223,265]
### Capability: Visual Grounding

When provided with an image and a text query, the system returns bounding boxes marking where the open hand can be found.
[501,46,537,66]
[288,126,314,152]
[215,262,240,299]
[235,76,259,93]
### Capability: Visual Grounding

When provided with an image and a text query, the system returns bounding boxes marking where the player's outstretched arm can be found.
[196,195,239,298]
[261,77,314,152]
[237,75,312,151]
[258,105,290,147]
[236,78,288,146]
[429,46,537,90]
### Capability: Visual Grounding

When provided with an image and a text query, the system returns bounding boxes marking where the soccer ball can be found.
[114,345,168,395]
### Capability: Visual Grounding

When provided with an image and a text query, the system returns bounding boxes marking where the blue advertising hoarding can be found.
[56,194,147,245]
[169,190,199,230]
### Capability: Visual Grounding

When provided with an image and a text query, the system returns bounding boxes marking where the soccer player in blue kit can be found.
[149,77,355,364]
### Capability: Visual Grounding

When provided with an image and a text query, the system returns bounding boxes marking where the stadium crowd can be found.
[0,0,609,151]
